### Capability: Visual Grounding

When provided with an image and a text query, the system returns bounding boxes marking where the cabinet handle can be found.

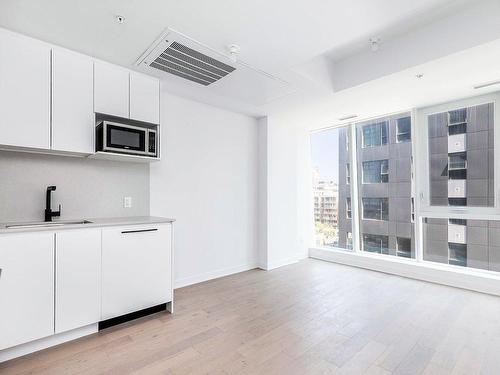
[121,228,158,234]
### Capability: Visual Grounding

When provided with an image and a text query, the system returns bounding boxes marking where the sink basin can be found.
[4,220,93,229]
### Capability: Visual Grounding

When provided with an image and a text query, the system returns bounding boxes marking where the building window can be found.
[448,108,467,135]
[363,234,389,254]
[362,122,388,148]
[448,152,467,179]
[346,163,351,184]
[396,237,411,258]
[362,198,388,221]
[346,232,353,249]
[362,160,389,183]
[449,198,467,206]
[346,198,352,219]
[449,218,466,226]
[396,116,411,142]
[448,243,467,267]
[411,198,415,223]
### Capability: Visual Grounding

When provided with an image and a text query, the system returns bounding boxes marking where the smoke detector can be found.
[226,44,241,63]
[369,37,381,52]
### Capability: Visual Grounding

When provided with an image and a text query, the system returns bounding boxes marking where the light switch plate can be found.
[123,196,132,208]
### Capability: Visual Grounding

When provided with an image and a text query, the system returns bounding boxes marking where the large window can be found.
[362,160,388,183]
[309,92,500,275]
[362,198,388,220]
[356,113,415,258]
[310,126,352,250]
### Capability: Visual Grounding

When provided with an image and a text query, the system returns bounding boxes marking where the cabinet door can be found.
[55,229,101,334]
[130,73,160,124]
[0,232,54,350]
[52,49,94,153]
[102,224,172,320]
[0,30,50,149]
[94,61,129,118]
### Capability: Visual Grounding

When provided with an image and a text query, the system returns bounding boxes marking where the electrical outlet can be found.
[123,196,132,208]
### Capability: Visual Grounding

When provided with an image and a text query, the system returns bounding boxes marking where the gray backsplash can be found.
[0,151,150,222]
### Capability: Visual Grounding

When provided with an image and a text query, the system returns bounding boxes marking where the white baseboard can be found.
[261,257,300,271]
[0,324,97,363]
[174,262,259,289]
[310,247,500,296]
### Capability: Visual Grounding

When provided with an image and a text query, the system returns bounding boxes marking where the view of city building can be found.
[423,102,497,270]
[311,102,499,269]
[338,113,414,258]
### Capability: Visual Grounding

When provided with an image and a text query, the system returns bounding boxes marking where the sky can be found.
[310,128,339,182]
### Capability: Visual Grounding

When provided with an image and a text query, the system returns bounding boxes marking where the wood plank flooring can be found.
[2,258,500,374]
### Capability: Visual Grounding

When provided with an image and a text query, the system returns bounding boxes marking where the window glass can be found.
[422,217,500,271]
[428,103,494,207]
[362,198,389,220]
[397,116,412,143]
[346,163,351,184]
[356,113,415,258]
[397,237,412,258]
[363,234,389,254]
[310,126,352,250]
[362,122,388,148]
[362,160,389,183]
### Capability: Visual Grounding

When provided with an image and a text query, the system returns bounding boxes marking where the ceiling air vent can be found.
[137,30,235,86]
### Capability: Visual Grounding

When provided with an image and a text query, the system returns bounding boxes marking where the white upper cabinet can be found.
[52,49,94,153]
[0,31,50,149]
[130,73,160,124]
[94,61,129,118]
[55,229,101,334]
[0,232,54,350]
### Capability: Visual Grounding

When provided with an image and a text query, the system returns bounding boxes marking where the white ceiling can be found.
[0,0,491,117]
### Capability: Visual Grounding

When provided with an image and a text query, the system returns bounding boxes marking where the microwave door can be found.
[105,125,147,155]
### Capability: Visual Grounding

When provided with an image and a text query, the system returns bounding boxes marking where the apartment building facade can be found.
[337,112,414,257]
[424,102,499,271]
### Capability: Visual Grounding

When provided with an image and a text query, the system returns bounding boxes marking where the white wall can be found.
[259,110,312,270]
[150,90,259,288]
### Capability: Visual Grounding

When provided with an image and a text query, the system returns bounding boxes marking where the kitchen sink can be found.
[3,220,93,229]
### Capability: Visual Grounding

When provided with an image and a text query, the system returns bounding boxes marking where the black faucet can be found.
[45,186,61,222]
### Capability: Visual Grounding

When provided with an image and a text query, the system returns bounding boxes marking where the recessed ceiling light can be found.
[115,15,125,24]
[415,73,424,79]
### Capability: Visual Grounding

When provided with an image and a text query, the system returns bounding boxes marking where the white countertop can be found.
[0,216,175,234]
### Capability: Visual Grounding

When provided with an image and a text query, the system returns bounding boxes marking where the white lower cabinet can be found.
[101,224,172,320]
[0,233,55,350]
[55,229,101,333]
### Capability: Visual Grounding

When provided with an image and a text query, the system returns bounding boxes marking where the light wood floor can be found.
[3,259,500,375]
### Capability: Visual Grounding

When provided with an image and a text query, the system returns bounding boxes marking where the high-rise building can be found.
[423,102,499,271]
[312,168,339,247]
[337,113,414,258]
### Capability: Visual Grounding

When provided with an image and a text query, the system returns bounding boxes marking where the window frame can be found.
[415,92,500,216]
[309,93,500,283]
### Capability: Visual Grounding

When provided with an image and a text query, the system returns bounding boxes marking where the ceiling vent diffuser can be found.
[136,29,236,86]
[135,28,295,105]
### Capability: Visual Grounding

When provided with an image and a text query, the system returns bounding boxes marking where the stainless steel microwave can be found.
[96,121,157,157]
